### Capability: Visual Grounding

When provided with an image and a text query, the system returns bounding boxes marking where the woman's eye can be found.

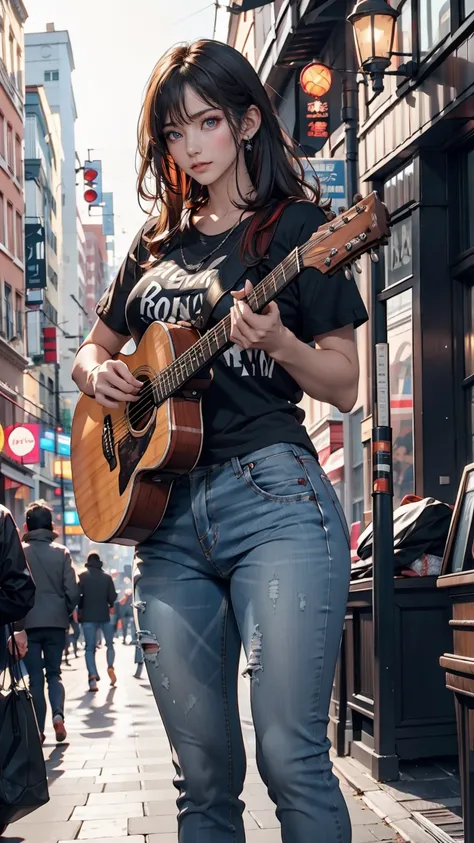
[166,130,182,142]
[203,117,220,129]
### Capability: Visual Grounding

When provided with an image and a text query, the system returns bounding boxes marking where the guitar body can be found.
[71,322,205,545]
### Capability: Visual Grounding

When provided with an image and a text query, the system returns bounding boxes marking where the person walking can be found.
[22,501,79,744]
[78,552,117,692]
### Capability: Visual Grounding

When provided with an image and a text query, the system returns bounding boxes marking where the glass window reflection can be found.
[387,291,414,508]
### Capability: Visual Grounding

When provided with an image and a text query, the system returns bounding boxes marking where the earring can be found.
[245,136,253,152]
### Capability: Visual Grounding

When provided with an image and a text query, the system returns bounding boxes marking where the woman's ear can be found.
[241,105,262,141]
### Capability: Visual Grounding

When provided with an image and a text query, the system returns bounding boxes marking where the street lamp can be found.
[348,0,417,96]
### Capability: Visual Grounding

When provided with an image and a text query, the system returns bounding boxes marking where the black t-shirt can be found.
[96,201,368,464]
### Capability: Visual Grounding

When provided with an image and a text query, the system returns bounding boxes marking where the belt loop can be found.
[231,456,244,478]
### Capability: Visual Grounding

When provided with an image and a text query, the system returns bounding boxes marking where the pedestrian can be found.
[72,39,368,842]
[22,501,79,745]
[78,552,117,692]
[0,505,36,839]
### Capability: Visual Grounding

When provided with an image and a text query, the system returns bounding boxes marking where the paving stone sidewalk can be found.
[4,643,399,843]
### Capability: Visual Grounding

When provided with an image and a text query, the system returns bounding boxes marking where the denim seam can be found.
[299,457,344,843]
[220,596,236,843]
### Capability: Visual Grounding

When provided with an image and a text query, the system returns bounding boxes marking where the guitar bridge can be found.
[102,414,117,471]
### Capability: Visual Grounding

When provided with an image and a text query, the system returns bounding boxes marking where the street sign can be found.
[25,223,46,289]
[303,158,348,214]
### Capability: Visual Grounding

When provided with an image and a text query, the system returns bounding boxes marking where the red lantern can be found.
[299,63,332,98]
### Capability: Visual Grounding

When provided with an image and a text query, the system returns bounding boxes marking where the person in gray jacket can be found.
[22,501,79,744]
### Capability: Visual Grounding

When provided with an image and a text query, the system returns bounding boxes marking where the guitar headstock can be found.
[301,192,390,276]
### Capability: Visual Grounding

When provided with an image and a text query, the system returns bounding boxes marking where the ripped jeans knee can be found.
[137,629,160,666]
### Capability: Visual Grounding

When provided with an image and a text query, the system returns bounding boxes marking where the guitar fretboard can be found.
[153,246,302,403]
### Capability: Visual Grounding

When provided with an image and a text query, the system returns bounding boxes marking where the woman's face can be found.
[163,86,241,187]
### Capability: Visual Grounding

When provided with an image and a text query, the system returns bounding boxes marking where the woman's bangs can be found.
[155,66,225,142]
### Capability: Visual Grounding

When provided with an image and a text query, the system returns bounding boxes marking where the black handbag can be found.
[0,628,49,825]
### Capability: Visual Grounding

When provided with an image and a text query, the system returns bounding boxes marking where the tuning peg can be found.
[370,250,379,263]
[354,260,362,274]
[344,266,353,280]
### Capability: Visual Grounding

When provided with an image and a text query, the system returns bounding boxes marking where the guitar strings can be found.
[105,209,367,445]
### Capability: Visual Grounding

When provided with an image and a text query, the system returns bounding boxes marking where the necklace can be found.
[180,217,243,272]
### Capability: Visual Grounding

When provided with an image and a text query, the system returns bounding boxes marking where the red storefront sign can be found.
[3,423,41,464]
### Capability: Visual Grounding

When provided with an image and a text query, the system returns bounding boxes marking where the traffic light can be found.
[83,160,102,207]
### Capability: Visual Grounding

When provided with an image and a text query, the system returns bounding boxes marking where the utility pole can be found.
[54,361,66,544]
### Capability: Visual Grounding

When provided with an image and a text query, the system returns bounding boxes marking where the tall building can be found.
[25,23,83,402]
[0,0,37,522]
[83,223,108,328]
[23,83,63,504]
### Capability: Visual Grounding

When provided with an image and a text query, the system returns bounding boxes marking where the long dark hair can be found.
[137,39,320,259]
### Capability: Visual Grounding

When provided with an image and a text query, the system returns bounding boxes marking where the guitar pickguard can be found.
[117,421,156,496]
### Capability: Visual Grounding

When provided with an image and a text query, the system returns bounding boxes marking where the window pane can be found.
[387,290,414,508]
[464,0,474,19]
[420,0,450,53]
[468,150,474,249]
[385,216,413,286]
[465,285,474,377]
[52,70,59,81]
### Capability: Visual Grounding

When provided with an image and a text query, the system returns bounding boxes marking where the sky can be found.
[25,0,229,264]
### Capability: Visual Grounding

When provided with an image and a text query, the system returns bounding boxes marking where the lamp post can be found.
[348,0,417,97]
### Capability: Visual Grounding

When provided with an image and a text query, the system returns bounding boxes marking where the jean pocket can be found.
[319,471,351,547]
[241,449,315,503]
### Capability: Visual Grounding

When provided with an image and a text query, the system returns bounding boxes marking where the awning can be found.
[0,460,35,488]
[321,447,344,477]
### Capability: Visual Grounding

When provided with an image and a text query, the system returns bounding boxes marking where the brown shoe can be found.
[53,715,67,743]
[107,666,117,687]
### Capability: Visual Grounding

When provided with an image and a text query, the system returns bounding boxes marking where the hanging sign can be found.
[298,87,330,155]
[3,423,41,464]
[25,224,47,290]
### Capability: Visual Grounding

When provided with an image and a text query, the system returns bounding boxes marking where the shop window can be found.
[420,0,450,54]
[391,0,412,69]
[387,290,414,508]
[350,408,364,524]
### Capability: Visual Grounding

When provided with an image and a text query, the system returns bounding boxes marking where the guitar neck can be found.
[154,247,302,403]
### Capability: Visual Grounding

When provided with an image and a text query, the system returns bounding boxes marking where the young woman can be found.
[72,39,368,843]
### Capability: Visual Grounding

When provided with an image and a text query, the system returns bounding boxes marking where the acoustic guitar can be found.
[71,192,390,545]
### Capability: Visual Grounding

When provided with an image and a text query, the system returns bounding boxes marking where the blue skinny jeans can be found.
[134,442,351,843]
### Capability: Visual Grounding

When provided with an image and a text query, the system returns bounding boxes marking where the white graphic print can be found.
[137,253,275,379]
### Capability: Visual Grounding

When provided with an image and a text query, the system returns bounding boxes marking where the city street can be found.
[4,643,398,843]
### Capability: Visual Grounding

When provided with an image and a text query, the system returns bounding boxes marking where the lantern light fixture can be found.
[299,62,332,98]
[348,0,417,96]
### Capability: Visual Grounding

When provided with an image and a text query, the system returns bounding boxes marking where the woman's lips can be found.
[191,162,211,173]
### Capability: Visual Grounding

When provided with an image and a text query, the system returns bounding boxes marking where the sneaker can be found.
[89,677,98,693]
[53,715,67,743]
[107,666,117,687]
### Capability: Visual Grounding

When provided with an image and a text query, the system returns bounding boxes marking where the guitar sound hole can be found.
[128,376,155,432]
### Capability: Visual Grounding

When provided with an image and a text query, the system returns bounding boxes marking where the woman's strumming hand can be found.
[230,280,292,358]
[90,360,142,409]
